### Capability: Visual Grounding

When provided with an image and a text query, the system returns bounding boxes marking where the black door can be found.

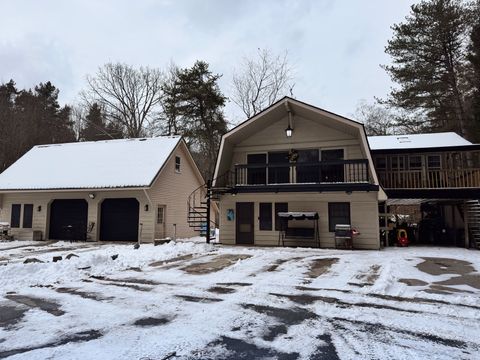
[49,199,88,241]
[236,202,254,244]
[100,198,139,241]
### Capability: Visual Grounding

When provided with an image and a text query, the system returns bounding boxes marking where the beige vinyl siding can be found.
[147,142,205,240]
[0,140,207,242]
[0,190,152,241]
[218,192,380,249]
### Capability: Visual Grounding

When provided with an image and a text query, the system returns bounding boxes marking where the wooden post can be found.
[464,200,470,248]
[206,179,212,244]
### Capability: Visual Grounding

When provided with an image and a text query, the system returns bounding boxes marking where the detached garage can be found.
[0,135,208,242]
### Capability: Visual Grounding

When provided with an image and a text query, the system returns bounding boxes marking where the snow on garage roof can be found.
[0,136,182,190]
[368,132,473,150]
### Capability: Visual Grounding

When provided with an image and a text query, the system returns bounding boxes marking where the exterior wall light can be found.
[285,124,293,138]
[37,205,42,212]
[88,193,96,199]
[144,204,149,211]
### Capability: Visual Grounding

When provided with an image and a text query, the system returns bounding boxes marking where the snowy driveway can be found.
[0,240,479,359]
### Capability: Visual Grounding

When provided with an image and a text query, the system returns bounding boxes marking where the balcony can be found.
[377,168,480,189]
[214,159,375,193]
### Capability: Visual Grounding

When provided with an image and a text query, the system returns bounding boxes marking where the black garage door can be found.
[100,198,139,241]
[49,199,88,241]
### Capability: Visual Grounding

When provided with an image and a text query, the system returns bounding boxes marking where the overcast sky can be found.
[0,0,415,123]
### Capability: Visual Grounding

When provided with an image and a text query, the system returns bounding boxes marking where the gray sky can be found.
[0,0,415,123]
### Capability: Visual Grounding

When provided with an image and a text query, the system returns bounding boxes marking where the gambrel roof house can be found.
[212,97,386,249]
[0,136,207,242]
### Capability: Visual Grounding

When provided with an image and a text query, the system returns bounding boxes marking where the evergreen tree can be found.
[80,103,122,141]
[384,0,472,138]
[162,61,228,179]
[467,5,480,141]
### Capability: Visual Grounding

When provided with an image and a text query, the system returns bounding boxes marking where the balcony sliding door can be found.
[321,149,344,182]
[247,153,267,185]
[268,152,290,184]
[297,149,320,183]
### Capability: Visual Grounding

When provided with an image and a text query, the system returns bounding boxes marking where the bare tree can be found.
[81,63,164,137]
[355,100,397,136]
[231,48,294,118]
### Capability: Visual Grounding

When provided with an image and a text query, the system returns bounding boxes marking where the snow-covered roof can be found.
[0,136,182,190]
[368,132,473,151]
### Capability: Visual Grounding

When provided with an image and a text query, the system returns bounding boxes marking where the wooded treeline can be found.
[0,49,293,179]
[358,0,480,142]
[2,0,480,180]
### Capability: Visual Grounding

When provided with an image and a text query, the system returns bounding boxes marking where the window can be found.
[297,149,319,183]
[175,156,181,172]
[390,156,406,171]
[247,153,267,185]
[275,202,288,231]
[268,152,289,184]
[259,203,272,230]
[375,157,386,169]
[427,155,441,169]
[409,155,422,169]
[321,149,345,182]
[23,204,33,228]
[11,204,21,228]
[157,206,165,224]
[328,202,350,232]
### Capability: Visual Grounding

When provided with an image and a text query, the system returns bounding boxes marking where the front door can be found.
[236,202,254,245]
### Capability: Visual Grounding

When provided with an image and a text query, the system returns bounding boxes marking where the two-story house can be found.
[212,97,386,249]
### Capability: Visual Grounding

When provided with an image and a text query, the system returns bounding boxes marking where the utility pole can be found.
[206,179,211,244]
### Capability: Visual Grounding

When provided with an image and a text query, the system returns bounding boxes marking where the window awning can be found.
[277,212,319,220]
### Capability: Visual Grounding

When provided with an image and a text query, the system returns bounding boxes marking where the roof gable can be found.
[0,136,182,191]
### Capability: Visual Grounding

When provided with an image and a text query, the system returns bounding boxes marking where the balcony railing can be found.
[229,159,370,186]
[377,168,480,189]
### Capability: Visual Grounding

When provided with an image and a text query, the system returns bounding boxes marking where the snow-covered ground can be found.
[0,240,479,359]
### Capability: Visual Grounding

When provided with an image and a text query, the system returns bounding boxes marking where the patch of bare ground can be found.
[433,274,480,290]
[305,258,338,282]
[349,264,381,287]
[175,295,222,303]
[149,254,195,267]
[264,257,303,272]
[330,317,475,351]
[217,282,252,287]
[54,287,114,301]
[88,276,153,291]
[133,316,170,327]
[242,303,317,341]
[89,275,164,286]
[181,254,252,274]
[399,278,428,286]
[294,286,480,310]
[0,329,102,359]
[0,304,28,328]
[271,292,422,314]
[5,294,64,316]
[207,286,237,294]
[416,257,475,276]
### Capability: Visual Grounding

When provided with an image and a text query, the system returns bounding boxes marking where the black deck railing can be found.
[228,159,370,186]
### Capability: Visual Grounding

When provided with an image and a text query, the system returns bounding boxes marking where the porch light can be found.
[88,193,96,199]
[285,124,293,138]
[144,204,149,211]
[37,205,42,212]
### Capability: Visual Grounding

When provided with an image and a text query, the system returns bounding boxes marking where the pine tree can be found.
[162,61,228,179]
[80,103,122,141]
[384,0,472,138]
[467,8,480,141]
